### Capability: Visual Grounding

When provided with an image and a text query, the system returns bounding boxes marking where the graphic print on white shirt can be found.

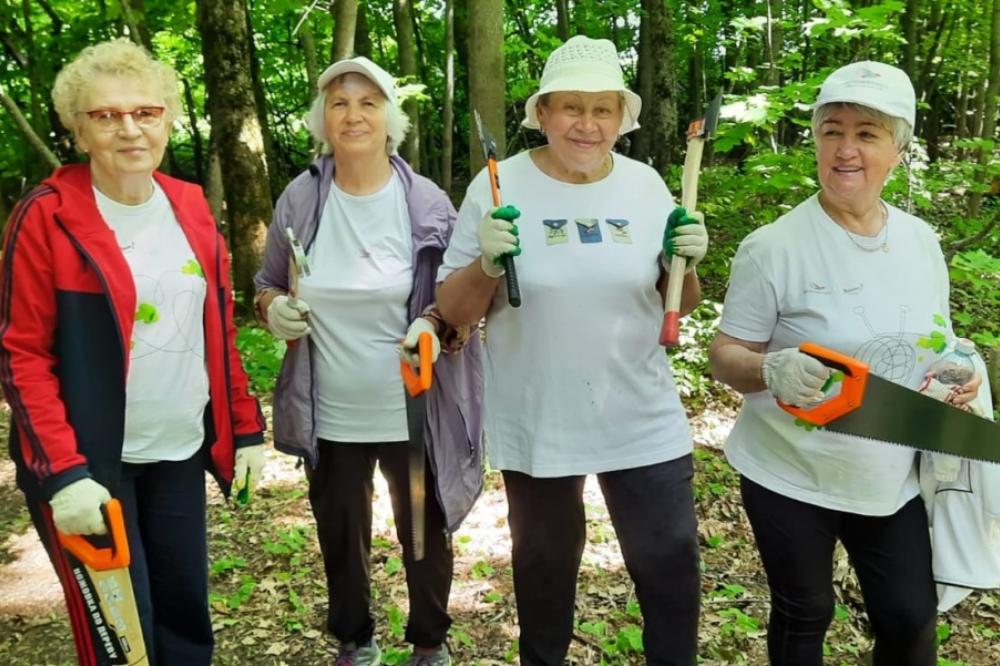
[297,172,413,443]
[439,151,692,477]
[95,182,209,463]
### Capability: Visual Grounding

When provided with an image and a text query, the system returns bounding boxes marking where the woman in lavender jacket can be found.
[253,56,481,666]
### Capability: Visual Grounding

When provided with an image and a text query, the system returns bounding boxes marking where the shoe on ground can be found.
[334,638,381,666]
[404,644,450,666]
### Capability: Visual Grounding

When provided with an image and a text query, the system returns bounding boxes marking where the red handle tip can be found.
[659,312,681,347]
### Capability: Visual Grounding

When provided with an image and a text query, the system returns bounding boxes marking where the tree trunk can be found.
[332,0,358,61]
[0,84,61,170]
[648,0,678,173]
[393,0,421,171]
[354,2,372,59]
[299,18,319,90]
[555,0,570,41]
[196,0,273,313]
[902,0,919,78]
[629,0,653,163]
[19,0,45,141]
[442,0,455,194]
[245,7,281,198]
[119,0,154,50]
[467,0,505,174]
[182,78,206,184]
[966,0,1000,220]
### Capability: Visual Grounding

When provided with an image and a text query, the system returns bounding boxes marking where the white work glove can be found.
[233,444,266,503]
[50,478,112,535]
[662,208,708,272]
[762,347,832,407]
[477,205,521,279]
[266,294,311,341]
[398,317,441,368]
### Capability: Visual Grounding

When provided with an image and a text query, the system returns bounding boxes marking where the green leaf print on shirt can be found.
[181,259,205,278]
[135,303,159,324]
[794,418,821,432]
[916,330,947,354]
[932,313,947,328]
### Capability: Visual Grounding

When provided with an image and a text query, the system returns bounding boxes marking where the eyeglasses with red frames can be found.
[78,106,166,132]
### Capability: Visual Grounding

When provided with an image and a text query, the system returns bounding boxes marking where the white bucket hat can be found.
[522,35,642,135]
[812,61,915,129]
[317,56,397,105]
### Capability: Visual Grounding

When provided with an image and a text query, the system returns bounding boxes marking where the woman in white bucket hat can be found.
[709,61,984,665]
[255,56,483,666]
[436,35,708,665]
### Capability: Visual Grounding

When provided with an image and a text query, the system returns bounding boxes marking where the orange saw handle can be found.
[401,331,434,397]
[57,498,131,571]
[777,343,870,426]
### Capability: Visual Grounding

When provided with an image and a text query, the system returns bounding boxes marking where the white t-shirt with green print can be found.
[719,194,953,516]
[95,182,210,464]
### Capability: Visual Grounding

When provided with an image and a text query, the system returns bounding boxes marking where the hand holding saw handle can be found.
[283,227,312,349]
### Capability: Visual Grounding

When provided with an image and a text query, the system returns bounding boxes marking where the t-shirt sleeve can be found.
[438,167,491,283]
[718,233,779,343]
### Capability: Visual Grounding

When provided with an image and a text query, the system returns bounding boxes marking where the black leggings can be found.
[741,476,937,666]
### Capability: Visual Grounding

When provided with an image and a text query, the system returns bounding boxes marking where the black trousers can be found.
[503,455,701,666]
[307,439,453,648]
[25,453,213,666]
[741,476,937,666]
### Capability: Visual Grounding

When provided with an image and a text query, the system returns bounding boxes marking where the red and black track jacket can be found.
[0,164,265,499]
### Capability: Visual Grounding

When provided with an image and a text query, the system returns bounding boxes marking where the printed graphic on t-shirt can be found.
[130,258,207,360]
[607,219,632,244]
[543,219,569,245]
[575,218,602,243]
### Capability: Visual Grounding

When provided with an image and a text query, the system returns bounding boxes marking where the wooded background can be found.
[0,0,997,372]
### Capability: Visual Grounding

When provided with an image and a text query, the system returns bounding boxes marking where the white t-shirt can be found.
[719,194,953,515]
[438,151,692,477]
[298,172,412,442]
[95,183,209,463]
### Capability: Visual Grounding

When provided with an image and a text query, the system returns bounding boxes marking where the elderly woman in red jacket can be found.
[0,39,265,665]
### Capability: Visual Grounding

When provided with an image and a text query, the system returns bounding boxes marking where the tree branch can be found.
[0,84,61,170]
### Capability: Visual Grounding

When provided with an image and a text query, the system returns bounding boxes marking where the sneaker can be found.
[404,644,450,666]
[334,638,382,666]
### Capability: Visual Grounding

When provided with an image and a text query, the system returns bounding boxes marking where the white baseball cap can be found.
[812,61,915,129]
[316,56,397,105]
[522,35,642,135]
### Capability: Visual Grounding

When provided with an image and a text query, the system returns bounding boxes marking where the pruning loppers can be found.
[780,343,1000,462]
[660,94,721,347]
[401,332,434,561]
[473,109,521,308]
[57,499,149,665]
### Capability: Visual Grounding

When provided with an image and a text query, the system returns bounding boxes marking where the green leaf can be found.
[135,302,159,324]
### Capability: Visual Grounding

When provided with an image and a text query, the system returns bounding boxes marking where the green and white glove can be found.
[50,478,112,535]
[662,207,708,272]
[762,348,831,407]
[477,205,521,278]
[233,444,266,504]
[398,317,441,368]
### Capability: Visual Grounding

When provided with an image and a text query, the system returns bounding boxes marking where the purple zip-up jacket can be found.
[254,155,483,531]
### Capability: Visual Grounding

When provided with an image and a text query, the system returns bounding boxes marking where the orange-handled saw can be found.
[401,331,435,560]
[57,498,149,665]
[779,343,1000,462]
[660,94,721,347]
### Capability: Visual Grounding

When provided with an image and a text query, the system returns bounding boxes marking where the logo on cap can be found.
[859,68,881,79]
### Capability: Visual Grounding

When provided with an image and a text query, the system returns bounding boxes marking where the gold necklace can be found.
[839,202,889,253]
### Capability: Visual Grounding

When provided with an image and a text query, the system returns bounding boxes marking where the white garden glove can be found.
[233,444,266,503]
[398,317,441,368]
[477,205,521,278]
[762,347,832,407]
[50,478,112,535]
[662,208,708,272]
[266,294,311,340]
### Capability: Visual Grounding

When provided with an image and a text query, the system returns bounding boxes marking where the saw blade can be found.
[824,374,1000,464]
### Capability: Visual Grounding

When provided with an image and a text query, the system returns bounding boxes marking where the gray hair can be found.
[812,102,912,153]
[305,72,410,156]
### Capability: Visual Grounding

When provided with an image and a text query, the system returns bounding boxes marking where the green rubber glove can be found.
[662,206,708,270]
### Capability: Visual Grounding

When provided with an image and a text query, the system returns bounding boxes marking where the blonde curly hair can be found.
[52,39,182,135]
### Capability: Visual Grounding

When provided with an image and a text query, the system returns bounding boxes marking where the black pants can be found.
[741,476,937,666]
[25,453,213,666]
[503,455,700,666]
[307,439,453,648]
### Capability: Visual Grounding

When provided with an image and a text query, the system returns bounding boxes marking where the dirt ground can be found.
[1,409,998,665]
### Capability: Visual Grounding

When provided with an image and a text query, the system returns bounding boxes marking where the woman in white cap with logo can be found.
[709,62,983,665]
[254,56,483,666]
[436,36,708,665]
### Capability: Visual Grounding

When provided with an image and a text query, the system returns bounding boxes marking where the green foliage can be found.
[236,325,286,396]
